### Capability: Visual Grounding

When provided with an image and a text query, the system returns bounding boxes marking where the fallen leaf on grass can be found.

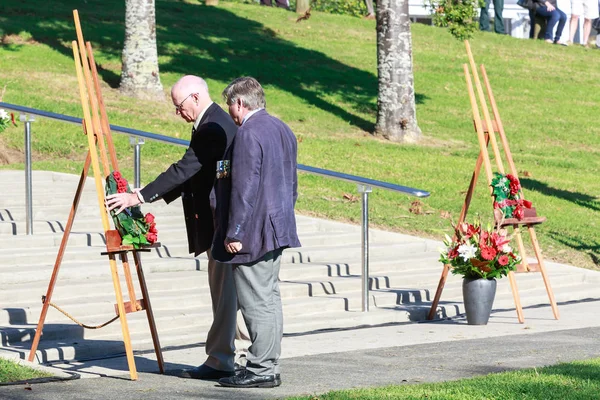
[409,200,423,215]
[440,210,452,219]
[520,170,532,177]
[342,193,359,202]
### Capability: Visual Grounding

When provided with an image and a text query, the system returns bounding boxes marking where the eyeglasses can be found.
[175,93,197,112]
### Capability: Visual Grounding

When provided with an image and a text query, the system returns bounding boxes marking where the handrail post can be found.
[357,184,372,312]
[129,136,144,188]
[20,114,35,235]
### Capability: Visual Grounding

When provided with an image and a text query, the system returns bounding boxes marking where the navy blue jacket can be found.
[140,103,237,256]
[212,109,301,264]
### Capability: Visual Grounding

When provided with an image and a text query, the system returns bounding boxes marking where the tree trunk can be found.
[120,0,164,101]
[296,0,310,14]
[375,0,421,143]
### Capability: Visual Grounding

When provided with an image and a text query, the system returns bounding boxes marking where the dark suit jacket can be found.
[140,103,237,256]
[212,109,301,264]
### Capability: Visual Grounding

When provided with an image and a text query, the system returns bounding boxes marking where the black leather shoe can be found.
[218,370,279,388]
[179,364,234,380]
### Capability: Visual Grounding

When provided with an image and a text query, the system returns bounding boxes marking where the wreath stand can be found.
[27,10,164,380]
[427,41,559,324]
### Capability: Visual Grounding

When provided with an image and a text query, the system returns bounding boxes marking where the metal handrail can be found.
[0,101,431,312]
[0,102,430,198]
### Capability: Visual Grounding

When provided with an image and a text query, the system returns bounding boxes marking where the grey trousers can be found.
[204,250,251,371]
[233,249,283,376]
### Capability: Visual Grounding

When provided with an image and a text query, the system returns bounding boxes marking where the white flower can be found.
[0,109,8,121]
[458,243,477,262]
[502,243,512,253]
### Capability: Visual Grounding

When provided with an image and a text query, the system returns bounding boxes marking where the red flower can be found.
[113,171,122,180]
[506,174,521,195]
[480,245,497,261]
[149,223,158,234]
[491,232,509,249]
[145,213,155,224]
[480,230,490,246]
[513,205,524,220]
[467,224,480,238]
[448,246,459,259]
[498,255,509,266]
[146,232,158,243]
[522,199,532,208]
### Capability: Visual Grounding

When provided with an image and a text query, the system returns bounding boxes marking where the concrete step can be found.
[0,240,433,283]
[0,213,330,237]
[0,229,359,261]
[9,305,428,364]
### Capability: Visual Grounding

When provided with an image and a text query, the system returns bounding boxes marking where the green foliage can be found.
[0,109,10,133]
[427,0,484,40]
[311,0,368,17]
[219,0,368,17]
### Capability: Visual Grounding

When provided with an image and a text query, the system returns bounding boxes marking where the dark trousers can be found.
[535,6,567,42]
[480,0,506,34]
[260,0,289,9]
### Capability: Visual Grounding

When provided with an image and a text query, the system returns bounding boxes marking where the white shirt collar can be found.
[241,108,263,126]
[193,101,214,130]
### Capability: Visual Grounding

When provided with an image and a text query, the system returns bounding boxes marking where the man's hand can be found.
[225,239,242,254]
[106,192,140,214]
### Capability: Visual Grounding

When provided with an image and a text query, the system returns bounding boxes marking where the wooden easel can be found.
[27,10,164,380]
[427,41,559,324]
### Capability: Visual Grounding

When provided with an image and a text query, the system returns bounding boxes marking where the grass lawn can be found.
[0,358,52,383]
[0,0,599,268]
[288,357,600,399]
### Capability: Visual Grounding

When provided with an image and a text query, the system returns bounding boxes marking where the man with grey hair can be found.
[212,77,301,388]
[106,75,249,380]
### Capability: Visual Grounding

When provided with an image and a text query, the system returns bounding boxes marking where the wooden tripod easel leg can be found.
[133,251,165,373]
[109,254,138,380]
[427,265,450,320]
[507,270,524,323]
[528,226,560,319]
[28,152,91,362]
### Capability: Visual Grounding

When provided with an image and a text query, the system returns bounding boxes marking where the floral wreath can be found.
[491,172,532,220]
[105,171,157,248]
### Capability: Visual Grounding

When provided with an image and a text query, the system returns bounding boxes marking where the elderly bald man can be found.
[106,75,247,380]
